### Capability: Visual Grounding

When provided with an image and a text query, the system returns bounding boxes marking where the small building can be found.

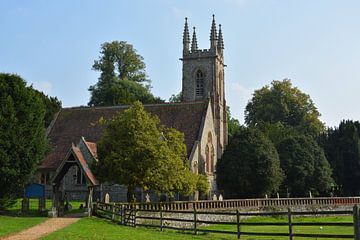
[37,15,228,203]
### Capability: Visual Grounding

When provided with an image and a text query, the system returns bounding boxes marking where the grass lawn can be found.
[41,215,355,240]
[0,215,46,237]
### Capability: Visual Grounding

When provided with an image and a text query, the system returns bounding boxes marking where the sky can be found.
[1,0,360,127]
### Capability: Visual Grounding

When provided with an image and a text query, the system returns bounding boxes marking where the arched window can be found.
[196,70,204,97]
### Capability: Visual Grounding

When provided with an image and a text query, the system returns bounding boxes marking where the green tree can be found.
[169,92,182,103]
[216,127,283,198]
[32,89,61,127]
[277,135,333,197]
[0,74,47,209]
[323,120,360,196]
[88,41,163,106]
[245,79,324,139]
[95,101,207,201]
[227,106,240,139]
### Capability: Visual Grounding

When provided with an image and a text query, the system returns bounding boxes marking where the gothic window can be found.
[195,70,204,97]
[206,132,214,173]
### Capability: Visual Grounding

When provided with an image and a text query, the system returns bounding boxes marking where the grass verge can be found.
[0,215,46,237]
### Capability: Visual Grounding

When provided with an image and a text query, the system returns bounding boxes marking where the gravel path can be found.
[1,217,80,240]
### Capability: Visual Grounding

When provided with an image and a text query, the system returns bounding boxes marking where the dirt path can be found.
[1,217,80,240]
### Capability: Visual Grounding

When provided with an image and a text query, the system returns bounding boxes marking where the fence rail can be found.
[93,201,360,239]
[107,197,360,211]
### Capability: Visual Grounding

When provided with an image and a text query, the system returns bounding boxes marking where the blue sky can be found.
[1,0,360,127]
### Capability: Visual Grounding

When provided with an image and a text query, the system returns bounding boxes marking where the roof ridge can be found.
[61,101,207,110]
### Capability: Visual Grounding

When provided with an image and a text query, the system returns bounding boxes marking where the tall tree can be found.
[217,127,283,199]
[94,101,207,201]
[245,79,324,140]
[88,41,163,106]
[277,135,333,197]
[227,106,240,139]
[32,89,61,127]
[323,120,360,196]
[0,74,47,209]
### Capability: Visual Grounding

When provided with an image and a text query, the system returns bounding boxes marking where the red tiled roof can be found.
[40,101,208,170]
[84,140,97,159]
[72,146,99,186]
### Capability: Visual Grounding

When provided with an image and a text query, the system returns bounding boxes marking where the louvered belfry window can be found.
[196,70,204,97]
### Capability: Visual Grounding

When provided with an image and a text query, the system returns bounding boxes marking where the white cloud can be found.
[32,81,53,95]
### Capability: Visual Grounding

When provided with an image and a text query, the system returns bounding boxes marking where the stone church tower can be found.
[181,15,228,158]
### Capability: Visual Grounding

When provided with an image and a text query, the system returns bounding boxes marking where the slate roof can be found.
[40,101,208,170]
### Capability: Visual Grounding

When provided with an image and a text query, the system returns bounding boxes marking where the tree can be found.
[0,74,47,209]
[277,135,333,197]
[169,92,182,103]
[32,89,61,127]
[88,41,163,106]
[216,127,283,199]
[95,101,207,201]
[323,120,360,196]
[227,106,240,139]
[245,79,325,139]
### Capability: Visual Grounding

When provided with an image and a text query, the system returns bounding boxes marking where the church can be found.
[37,15,228,203]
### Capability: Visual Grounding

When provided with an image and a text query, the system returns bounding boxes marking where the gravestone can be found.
[212,194,218,201]
[145,193,151,203]
[105,193,110,203]
[218,194,223,201]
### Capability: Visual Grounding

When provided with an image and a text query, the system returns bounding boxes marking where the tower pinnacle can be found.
[217,24,224,52]
[191,27,198,52]
[183,17,190,54]
[210,14,218,49]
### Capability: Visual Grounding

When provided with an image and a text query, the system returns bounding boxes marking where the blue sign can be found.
[25,183,45,198]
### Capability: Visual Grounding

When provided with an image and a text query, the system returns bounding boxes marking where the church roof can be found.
[40,101,208,170]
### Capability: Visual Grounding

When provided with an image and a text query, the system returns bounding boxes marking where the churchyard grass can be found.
[0,215,46,237]
[42,215,354,240]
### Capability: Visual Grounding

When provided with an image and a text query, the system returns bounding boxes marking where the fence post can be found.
[111,203,115,221]
[236,209,241,239]
[160,207,163,231]
[123,207,127,226]
[288,208,293,240]
[353,205,360,240]
[134,208,137,228]
[194,206,197,235]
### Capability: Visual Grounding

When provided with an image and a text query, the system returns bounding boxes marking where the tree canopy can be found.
[245,79,324,139]
[95,101,207,201]
[0,74,47,209]
[216,127,283,199]
[88,41,163,106]
[322,120,360,196]
[277,135,333,197]
[32,89,61,127]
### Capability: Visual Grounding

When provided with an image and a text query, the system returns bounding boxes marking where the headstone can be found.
[105,193,110,203]
[212,194,217,201]
[145,193,151,203]
[218,194,223,201]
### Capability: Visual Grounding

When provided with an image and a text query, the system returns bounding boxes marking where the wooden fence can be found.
[111,197,360,211]
[94,201,360,239]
